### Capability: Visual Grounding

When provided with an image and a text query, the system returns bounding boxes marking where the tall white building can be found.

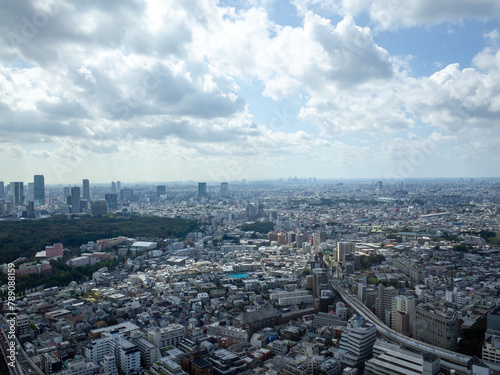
[339,315,377,369]
[133,336,160,368]
[357,284,367,304]
[112,334,141,374]
[84,336,113,364]
[84,332,141,374]
[376,284,397,322]
[336,242,355,263]
[392,295,416,337]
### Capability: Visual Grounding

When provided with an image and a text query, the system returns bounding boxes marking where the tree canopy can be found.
[240,221,274,233]
[0,214,198,264]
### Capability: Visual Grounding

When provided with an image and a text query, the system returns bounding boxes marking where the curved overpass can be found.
[331,280,472,375]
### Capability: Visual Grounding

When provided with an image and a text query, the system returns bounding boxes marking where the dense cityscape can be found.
[1,177,500,375]
[3,0,500,374]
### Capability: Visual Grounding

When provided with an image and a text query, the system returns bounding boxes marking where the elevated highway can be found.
[332,280,472,374]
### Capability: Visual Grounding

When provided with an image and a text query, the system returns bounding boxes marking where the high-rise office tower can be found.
[116,181,121,191]
[198,182,207,197]
[26,201,35,218]
[376,284,398,322]
[91,200,108,216]
[104,194,118,210]
[336,242,355,263]
[120,188,133,201]
[313,230,326,246]
[82,179,90,202]
[157,185,166,197]
[71,186,81,213]
[27,183,35,201]
[10,182,24,205]
[377,180,383,190]
[111,181,117,194]
[63,186,70,199]
[34,175,45,205]
[312,268,329,298]
[0,181,4,198]
[220,182,229,197]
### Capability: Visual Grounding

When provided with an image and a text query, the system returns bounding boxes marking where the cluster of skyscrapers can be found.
[0,175,45,217]
[0,176,232,218]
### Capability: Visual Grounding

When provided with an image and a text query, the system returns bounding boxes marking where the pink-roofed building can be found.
[45,243,64,258]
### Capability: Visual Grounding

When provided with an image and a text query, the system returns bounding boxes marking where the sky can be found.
[1,0,500,184]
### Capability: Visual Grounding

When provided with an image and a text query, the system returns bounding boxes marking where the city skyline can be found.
[1,1,500,183]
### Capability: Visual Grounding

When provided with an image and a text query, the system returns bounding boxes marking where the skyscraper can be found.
[111,181,117,194]
[27,183,35,201]
[26,201,35,218]
[10,182,24,205]
[376,284,398,322]
[91,200,108,216]
[336,242,355,263]
[0,181,4,198]
[104,194,118,210]
[198,182,207,197]
[220,182,229,197]
[82,179,90,202]
[34,175,45,206]
[116,181,121,191]
[120,189,133,201]
[157,185,166,197]
[71,186,81,213]
[312,268,329,297]
[313,230,326,246]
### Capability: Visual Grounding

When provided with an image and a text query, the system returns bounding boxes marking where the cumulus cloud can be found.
[402,49,500,132]
[197,10,394,99]
[293,0,500,30]
[0,143,26,158]
[1,0,500,181]
[367,0,500,30]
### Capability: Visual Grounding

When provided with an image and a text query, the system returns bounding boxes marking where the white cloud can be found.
[195,10,394,99]
[368,0,500,30]
[1,0,500,181]
[484,29,499,45]
[402,49,500,132]
[293,0,500,30]
[0,143,26,158]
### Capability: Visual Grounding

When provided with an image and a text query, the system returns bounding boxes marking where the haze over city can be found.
[1,0,500,183]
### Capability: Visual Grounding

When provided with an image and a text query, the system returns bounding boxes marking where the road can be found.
[0,315,43,375]
[0,324,23,375]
